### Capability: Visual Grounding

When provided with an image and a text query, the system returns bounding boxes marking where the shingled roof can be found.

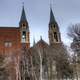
[49,8,56,24]
[20,6,27,23]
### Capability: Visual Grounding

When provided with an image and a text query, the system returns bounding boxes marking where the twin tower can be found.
[0,6,61,54]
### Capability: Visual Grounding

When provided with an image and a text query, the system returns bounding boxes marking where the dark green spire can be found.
[49,8,56,24]
[20,6,27,23]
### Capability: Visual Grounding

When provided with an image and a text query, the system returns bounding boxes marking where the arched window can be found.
[22,31,26,43]
[23,23,25,27]
[54,32,58,42]
[54,25,55,28]
[5,42,12,47]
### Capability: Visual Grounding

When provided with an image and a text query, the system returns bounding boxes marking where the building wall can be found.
[0,27,21,54]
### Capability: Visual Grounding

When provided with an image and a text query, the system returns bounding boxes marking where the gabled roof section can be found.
[49,8,56,24]
[34,38,49,48]
[20,6,27,23]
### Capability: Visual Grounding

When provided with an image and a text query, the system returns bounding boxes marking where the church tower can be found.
[19,6,30,48]
[48,8,61,45]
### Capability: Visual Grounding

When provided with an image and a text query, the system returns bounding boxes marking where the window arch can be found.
[54,32,58,42]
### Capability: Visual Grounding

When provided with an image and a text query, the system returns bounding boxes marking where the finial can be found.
[50,0,51,9]
[50,0,54,10]
[50,0,52,9]
[33,37,36,46]
[22,2,24,7]
[40,36,42,40]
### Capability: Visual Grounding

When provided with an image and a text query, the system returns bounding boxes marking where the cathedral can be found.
[0,5,72,80]
[0,5,61,54]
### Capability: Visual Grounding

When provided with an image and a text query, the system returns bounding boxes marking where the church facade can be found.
[0,5,73,80]
[0,6,61,55]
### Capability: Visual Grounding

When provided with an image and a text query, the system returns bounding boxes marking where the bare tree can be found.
[0,54,9,80]
[68,23,80,60]
[68,23,80,80]
[68,24,80,40]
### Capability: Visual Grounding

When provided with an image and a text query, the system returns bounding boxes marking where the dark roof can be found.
[49,8,56,24]
[20,6,27,23]
[35,38,49,48]
[0,26,19,29]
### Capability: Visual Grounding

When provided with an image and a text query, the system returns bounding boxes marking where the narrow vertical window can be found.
[22,31,26,43]
[5,42,12,47]
[54,32,58,42]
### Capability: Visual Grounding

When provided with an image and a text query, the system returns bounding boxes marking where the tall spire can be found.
[20,4,27,23]
[33,37,36,46]
[49,7,56,24]
[48,2,61,45]
[40,36,42,40]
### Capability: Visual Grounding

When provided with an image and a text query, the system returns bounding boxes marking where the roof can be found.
[20,6,27,23]
[49,8,56,24]
[0,26,19,29]
[35,38,49,48]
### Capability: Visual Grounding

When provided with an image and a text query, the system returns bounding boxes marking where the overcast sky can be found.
[0,0,80,46]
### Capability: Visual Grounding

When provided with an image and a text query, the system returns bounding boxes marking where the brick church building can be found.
[0,3,61,55]
[0,4,70,80]
[0,6,30,54]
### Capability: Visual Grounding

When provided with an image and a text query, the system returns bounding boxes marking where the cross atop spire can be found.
[20,5,27,23]
[22,2,24,7]
[50,0,52,9]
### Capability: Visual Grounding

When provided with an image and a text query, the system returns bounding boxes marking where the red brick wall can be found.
[0,28,21,54]
[0,27,30,80]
